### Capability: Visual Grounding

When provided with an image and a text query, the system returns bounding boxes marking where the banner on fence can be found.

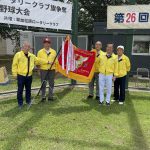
[0,0,72,30]
[56,36,96,83]
[107,5,150,29]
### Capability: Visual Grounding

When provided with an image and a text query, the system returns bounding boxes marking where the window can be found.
[132,35,150,55]
[78,36,88,50]
[33,33,88,54]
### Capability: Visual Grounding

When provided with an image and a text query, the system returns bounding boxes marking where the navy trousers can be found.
[114,76,126,102]
[17,75,32,106]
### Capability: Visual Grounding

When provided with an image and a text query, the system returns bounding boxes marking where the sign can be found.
[56,37,96,83]
[0,0,72,30]
[107,5,150,29]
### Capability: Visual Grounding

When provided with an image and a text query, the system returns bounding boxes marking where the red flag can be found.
[56,36,96,83]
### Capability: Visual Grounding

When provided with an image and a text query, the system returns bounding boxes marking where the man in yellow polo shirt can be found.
[12,41,48,109]
[87,41,105,100]
[98,43,118,106]
[113,45,131,105]
[37,37,57,102]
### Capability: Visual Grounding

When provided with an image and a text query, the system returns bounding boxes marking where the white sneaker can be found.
[119,102,124,105]
[111,99,116,102]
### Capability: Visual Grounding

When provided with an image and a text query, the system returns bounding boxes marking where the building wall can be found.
[0,37,7,55]
[6,39,15,55]
[0,37,15,56]
[131,55,150,74]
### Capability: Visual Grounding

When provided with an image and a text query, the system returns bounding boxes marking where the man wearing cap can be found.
[113,45,131,105]
[12,41,49,109]
[87,41,105,100]
[37,37,57,102]
[98,43,118,106]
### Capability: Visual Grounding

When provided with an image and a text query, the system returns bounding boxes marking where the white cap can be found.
[117,45,124,50]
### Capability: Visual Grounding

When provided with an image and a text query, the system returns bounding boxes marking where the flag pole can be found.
[71,0,78,85]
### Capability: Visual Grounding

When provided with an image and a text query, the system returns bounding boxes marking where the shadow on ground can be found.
[83,91,149,150]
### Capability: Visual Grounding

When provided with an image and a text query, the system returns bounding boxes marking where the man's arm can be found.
[114,59,119,78]
[34,55,48,65]
[126,57,131,72]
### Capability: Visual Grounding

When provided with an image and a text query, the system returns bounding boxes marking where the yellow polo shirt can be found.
[117,54,131,78]
[12,51,47,77]
[92,49,105,73]
[97,53,118,76]
[37,48,57,70]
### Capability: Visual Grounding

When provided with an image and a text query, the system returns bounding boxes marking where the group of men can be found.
[12,38,56,109]
[88,41,131,106]
[12,37,130,109]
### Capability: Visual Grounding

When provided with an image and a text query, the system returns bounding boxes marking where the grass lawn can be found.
[0,88,150,150]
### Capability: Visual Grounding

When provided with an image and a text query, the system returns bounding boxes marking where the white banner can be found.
[0,0,72,30]
[107,5,150,29]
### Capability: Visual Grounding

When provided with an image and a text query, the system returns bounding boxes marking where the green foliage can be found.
[0,25,20,53]
[0,26,18,40]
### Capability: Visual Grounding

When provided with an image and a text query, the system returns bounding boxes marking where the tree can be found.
[0,26,18,40]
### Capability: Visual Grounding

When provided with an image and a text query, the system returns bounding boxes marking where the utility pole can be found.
[71,0,78,85]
